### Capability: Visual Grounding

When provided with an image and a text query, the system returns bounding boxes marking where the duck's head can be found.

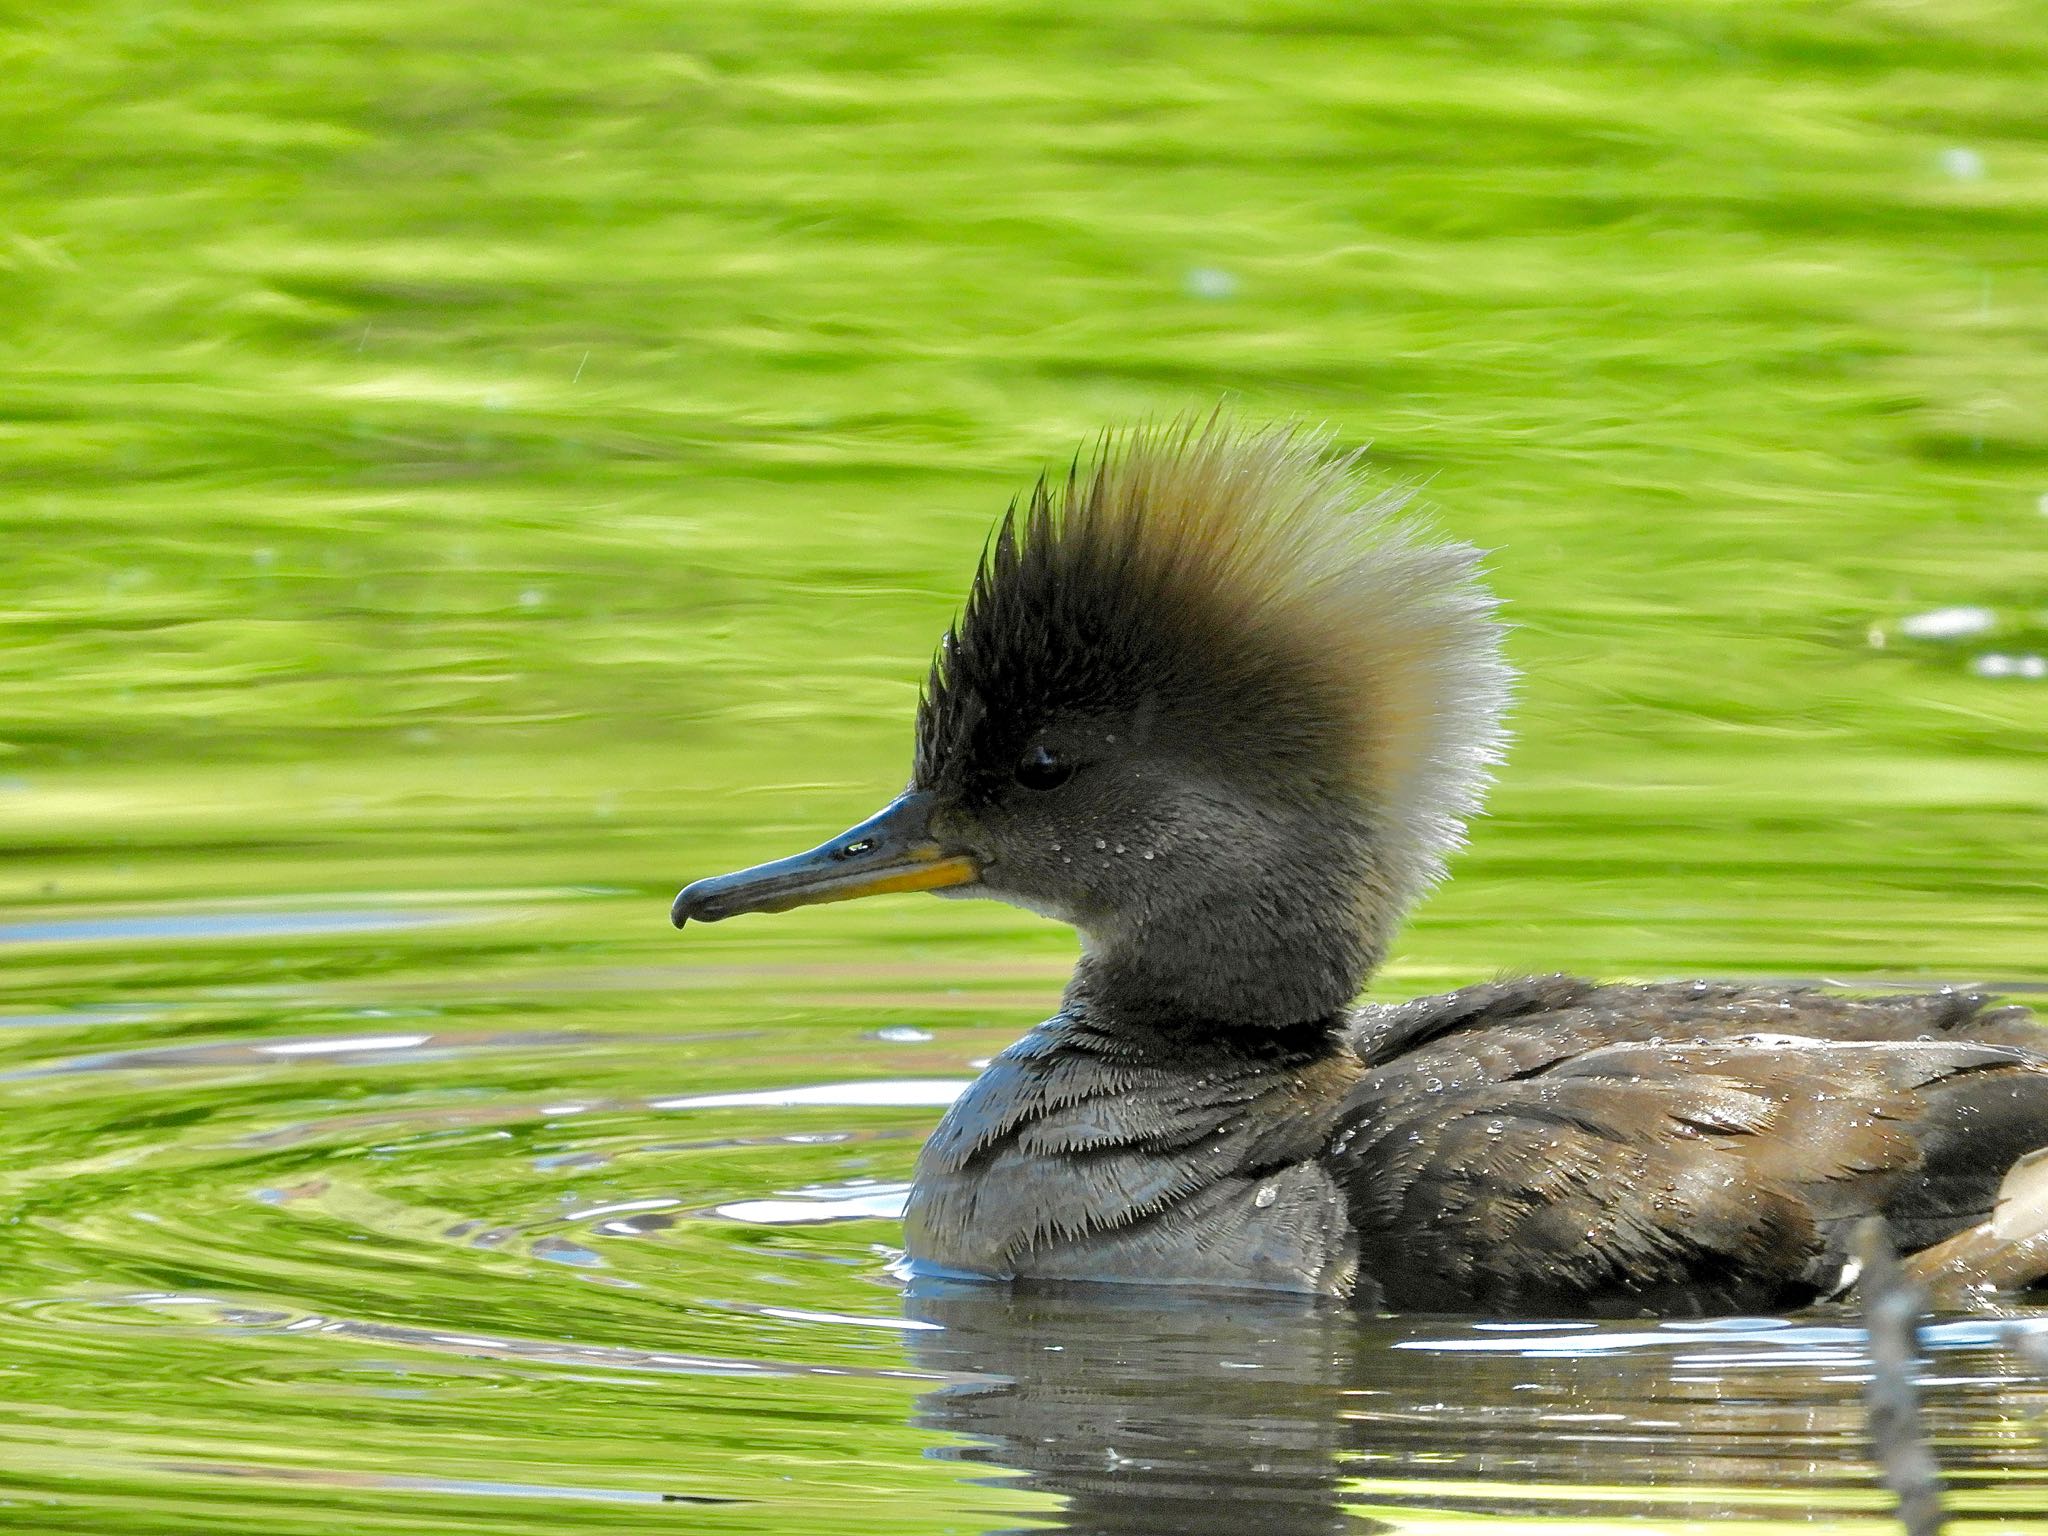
[673,417,1509,1028]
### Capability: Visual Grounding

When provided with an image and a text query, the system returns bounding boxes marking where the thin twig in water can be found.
[1857,1217,1946,1536]
[2013,1325,2048,1374]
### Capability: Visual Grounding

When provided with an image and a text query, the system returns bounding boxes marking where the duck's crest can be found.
[916,414,1511,909]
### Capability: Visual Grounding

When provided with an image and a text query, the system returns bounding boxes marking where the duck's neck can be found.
[1071,882,1381,1032]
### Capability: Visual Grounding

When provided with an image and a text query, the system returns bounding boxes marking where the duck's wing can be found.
[1333,978,2048,1316]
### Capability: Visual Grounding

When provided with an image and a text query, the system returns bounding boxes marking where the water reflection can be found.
[0,908,485,944]
[909,1279,1361,1535]
[906,1279,2048,1534]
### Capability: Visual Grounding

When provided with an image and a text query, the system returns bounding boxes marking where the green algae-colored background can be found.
[2,2,2045,1531]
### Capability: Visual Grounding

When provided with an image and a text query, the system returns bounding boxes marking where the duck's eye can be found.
[1014,744,1073,791]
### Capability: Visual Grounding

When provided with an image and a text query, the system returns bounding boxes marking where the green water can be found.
[4,1,2047,1531]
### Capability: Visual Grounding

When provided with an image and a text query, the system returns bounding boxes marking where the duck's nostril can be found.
[838,838,877,859]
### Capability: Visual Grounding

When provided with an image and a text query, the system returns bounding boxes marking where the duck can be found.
[671,416,2048,1317]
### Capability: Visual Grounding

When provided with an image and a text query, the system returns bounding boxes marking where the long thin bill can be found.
[671,792,978,927]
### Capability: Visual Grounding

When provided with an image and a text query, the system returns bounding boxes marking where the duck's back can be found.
[1335,976,2048,1315]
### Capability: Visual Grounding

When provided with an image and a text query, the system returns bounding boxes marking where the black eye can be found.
[1014,744,1074,791]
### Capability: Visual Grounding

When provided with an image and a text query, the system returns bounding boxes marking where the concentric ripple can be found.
[0,893,1069,1528]
[3,888,2044,1535]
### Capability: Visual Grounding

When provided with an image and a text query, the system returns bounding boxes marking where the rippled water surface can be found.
[6,907,2048,1534]
[7,0,2048,1531]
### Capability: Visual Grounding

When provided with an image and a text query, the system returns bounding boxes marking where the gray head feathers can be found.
[916,417,1509,936]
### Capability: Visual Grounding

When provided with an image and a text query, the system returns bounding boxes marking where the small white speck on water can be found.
[518,587,547,609]
[1141,851,1155,861]
[1093,838,1107,851]
[2036,491,2048,518]
[1939,146,1986,181]
[1184,265,1239,299]
[1049,842,1061,852]
[1253,1185,1278,1209]
[870,1026,933,1043]
[1112,843,1126,855]
[1897,605,1993,640]
[1971,652,2046,680]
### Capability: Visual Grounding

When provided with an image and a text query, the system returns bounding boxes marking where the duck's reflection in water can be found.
[908,1279,1361,1536]
[905,1278,2048,1536]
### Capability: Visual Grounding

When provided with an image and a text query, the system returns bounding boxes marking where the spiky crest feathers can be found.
[915,416,1511,902]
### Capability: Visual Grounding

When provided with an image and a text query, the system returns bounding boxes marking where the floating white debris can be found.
[1183,265,1239,300]
[1970,652,2046,680]
[1897,605,1994,640]
[868,1026,933,1044]
[1939,147,1985,181]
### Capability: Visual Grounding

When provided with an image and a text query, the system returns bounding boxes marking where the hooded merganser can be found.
[672,417,2048,1316]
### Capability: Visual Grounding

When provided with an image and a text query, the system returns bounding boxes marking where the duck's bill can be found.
[671,791,979,927]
